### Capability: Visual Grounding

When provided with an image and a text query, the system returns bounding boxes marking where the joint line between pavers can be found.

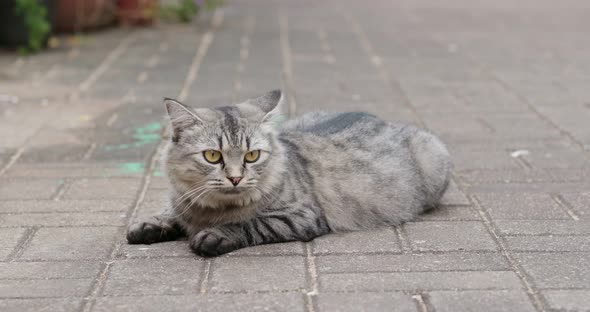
[552,194,580,221]
[0,147,24,177]
[412,293,430,312]
[278,9,297,117]
[51,179,71,201]
[469,195,548,312]
[199,259,213,294]
[6,227,38,262]
[395,226,412,253]
[304,243,319,312]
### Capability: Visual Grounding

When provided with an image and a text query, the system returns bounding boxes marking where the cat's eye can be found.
[244,150,260,163]
[203,150,222,164]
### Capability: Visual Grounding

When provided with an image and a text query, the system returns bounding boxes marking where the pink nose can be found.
[228,177,242,186]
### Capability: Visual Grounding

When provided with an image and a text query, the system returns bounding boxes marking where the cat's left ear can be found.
[249,89,284,124]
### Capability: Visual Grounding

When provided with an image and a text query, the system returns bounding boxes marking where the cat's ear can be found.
[164,98,201,141]
[249,89,284,123]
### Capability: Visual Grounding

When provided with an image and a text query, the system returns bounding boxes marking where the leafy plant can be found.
[14,0,50,54]
[159,0,223,23]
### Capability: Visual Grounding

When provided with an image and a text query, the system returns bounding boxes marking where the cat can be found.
[127,90,452,256]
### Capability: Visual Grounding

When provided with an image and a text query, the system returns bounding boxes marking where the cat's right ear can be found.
[164,98,202,142]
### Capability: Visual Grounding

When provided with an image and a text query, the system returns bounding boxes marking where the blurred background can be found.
[1,1,590,311]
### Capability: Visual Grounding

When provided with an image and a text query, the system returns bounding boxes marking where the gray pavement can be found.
[1,0,590,311]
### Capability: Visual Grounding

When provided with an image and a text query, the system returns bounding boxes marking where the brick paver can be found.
[1,0,590,311]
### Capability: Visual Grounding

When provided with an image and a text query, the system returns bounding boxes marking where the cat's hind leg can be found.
[127,215,183,244]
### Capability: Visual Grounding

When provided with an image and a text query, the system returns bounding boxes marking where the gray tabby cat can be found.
[127,90,452,256]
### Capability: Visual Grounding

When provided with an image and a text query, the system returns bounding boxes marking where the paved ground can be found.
[1,0,590,311]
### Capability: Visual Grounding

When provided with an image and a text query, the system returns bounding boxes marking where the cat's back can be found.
[282,111,389,138]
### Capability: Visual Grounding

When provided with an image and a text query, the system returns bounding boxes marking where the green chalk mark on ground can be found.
[117,162,145,175]
[104,121,162,151]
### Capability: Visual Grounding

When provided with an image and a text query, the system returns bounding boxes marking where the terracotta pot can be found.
[116,0,158,26]
[55,0,116,33]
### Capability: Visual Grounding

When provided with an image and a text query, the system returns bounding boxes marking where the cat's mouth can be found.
[217,188,246,194]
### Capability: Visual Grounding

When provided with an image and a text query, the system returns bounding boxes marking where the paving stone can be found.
[102,258,203,296]
[316,253,509,273]
[116,240,194,259]
[19,227,120,260]
[428,290,536,312]
[0,279,92,298]
[505,235,590,252]
[475,193,569,220]
[64,178,141,200]
[0,179,62,200]
[0,228,26,261]
[6,163,145,178]
[0,261,100,279]
[227,241,306,256]
[451,150,521,171]
[312,228,401,254]
[514,252,590,288]
[0,298,82,312]
[320,271,522,292]
[94,293,305,312]
[0,200,129,213]
[209,256,306,292]
[419,205,479,221]
[495,220,590,235]
[404,221,497,252]
[522,149,590,169]
[317,292,417,312]
[0,212,126,227]
[542,290,590,311]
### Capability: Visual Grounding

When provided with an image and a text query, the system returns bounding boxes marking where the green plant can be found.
[14,0,51,54]
[159,0,223,23]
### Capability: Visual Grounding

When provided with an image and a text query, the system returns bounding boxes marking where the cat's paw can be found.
[127,217,180,244]
[190,229,239,257]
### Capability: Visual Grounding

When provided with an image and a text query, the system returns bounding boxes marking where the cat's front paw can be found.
[127,216,180,244]
[190,229,240,257]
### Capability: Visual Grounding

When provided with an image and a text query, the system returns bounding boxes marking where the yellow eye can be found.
[203,150,222,164]
[244,150,260,163]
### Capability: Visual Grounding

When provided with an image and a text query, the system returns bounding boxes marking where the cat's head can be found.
[163,90,286,209]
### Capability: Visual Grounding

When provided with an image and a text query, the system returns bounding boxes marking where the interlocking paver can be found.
[64,178,141,200]
[0,279,92,298]
[316,253,509,273]
[542,290,590,311]
[209,256,306,292]
[404,221,497,252]
[0,179,62,200]
[505,235,590,252]
[476,193,569,220]
[94,293,305,312]
[317,292,417,312]
[0,199,129,213]
[312,228,401,254]
[0,299,81,312]
[19,227,120,261]
[320,271,522,292]
[514,252,590,288]
[428,290,536,312]
[102,258,203,296]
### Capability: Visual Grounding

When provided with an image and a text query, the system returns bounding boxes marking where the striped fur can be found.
[127,90,452,257]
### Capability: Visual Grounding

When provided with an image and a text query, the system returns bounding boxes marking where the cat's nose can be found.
[228,176,242,186]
